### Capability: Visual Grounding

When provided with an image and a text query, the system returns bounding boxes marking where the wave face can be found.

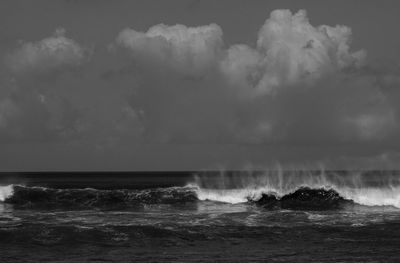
[255,187,351,210]
[191,170,400,208]
[3,185,197,209]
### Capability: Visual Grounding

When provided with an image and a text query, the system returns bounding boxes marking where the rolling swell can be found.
[2,185,197,209]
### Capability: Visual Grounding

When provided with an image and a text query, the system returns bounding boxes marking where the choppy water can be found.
[1,170,400,262]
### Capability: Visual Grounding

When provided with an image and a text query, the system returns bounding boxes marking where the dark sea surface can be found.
[1,171,400,262]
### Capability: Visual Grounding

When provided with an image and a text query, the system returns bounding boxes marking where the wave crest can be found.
[191,170,400,208]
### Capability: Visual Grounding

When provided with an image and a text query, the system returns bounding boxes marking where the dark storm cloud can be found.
[1,0,400,170]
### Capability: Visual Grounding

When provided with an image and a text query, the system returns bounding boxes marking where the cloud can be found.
[114,23,223,76]
[0,29,88,141]
[109,9,399,147]
[0,91,79,142]
[1,9,397,154]
[222,9,366,96]
[5,28,87,76]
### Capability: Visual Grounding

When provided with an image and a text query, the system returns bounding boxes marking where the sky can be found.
[1,0,400,171]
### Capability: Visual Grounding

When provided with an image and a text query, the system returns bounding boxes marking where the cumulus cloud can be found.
[110,9,399,146]
[6,28,87,76]
[222,9,366,96]
[114,23,223,75]
[1,9,394,150]
[0,29,88,141]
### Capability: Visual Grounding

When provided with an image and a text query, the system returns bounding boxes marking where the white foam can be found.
[194,188,267,204]
[0,185,13,202]
[336,187,400,208]
[189,170,400,208]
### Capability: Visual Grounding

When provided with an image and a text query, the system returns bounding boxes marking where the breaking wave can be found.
[190,170,400,208]
[1,170,400,210]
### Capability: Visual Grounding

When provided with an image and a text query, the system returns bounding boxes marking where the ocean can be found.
[1,170,400,262]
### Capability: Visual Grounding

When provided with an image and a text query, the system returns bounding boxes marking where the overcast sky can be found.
[1,0,400,171]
